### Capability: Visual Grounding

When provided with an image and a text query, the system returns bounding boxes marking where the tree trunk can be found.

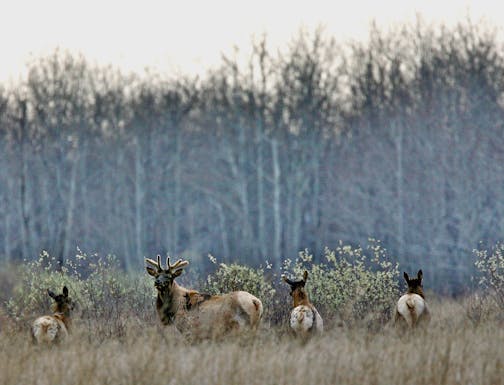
[134,136,144,261]
[19,100,31,260]
[62,147,80,261]
[271,138,282,268]
[394,120,404,257]
[255,123,267,258]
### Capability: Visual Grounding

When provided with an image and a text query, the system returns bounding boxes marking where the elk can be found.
[31,286,74,344]
[282,270,323,337]
[395,270,430,329]
[145,255,263,340]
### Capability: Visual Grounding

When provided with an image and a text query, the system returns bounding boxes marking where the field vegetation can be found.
[1,242,504,384]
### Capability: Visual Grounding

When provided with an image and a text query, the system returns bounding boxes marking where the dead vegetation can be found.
[1,298,504,385]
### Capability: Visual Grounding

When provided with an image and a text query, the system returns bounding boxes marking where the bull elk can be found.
[145,255,263,340]
[282,270,323,337]
[31,286,74,344]
[395,270,430,329]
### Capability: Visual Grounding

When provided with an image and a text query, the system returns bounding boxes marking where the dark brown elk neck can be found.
[156,281,186,325]
[292,289,310,307]
[407,286,425,299]
[52,303,72,319]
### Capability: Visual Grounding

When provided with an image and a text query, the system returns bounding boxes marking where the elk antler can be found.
[167,257,189,273]
[145,255,163,272]
[146,255,189,273]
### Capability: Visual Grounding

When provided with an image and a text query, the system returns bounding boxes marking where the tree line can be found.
[1,21,503,293]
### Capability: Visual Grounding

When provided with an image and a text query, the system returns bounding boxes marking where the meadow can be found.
[1,299,504,385]
[1,244,504,385]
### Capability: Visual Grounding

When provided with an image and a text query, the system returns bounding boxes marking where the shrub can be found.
[204,255,277,322]
[4,241,400,334]
[5,249,154,338]
[282,239,400,329]
[474,242,504,310]
[5,250,81,321]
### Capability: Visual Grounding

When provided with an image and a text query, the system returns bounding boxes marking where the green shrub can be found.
[204,255,277,321]
[4,241,400,334]
[5,249,154,337]
[282,239,400,328]
[204,240,399,328]
[474,242,504,309]
[5,250,81,321]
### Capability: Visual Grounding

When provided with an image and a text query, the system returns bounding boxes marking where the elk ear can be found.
[281,274,294,286]
[62,286,69,297]
[403,272,409,282]
[146,266,158,277]
[172,269,184,278]
[417,270,423,281]
[48,289,56,299]
[303,270,308,282]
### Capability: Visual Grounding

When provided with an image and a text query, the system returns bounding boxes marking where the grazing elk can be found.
[145,255,263,340]
[31,286,74,344]
[282,270,323,337]
[395,270,430,329]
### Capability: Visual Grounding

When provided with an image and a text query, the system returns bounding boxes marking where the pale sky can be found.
[0,0,502,84]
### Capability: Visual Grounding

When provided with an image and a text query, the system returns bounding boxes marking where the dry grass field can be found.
[1,298,504,385]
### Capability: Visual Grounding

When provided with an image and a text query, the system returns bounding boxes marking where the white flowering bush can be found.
[474,242,504,309]
[5,240,400,333]
[204,255,277,321]
[6,249,153,337]
[282,240,400,328]
[6,250,81,320]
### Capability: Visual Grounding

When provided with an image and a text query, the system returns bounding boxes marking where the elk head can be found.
[282,270,309,307]
[403,270,424,298]
[145,255,189,294]
[48,286,74,316]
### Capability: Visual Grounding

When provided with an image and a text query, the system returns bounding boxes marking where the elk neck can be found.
[407,286,425,299]
[156,281,188,325]
[53,313,72,330]
[51,302,72,328]
[292,289,310,307]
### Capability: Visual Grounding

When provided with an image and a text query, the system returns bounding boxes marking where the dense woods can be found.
[1,21,503,293]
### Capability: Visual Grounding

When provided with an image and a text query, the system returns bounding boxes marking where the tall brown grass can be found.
[1,298,504,385]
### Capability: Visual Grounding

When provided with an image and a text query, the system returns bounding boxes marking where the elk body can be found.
[146,255,263,340]
[31,286,74,344]
[283,271,323,337]
[395,270,430,328]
